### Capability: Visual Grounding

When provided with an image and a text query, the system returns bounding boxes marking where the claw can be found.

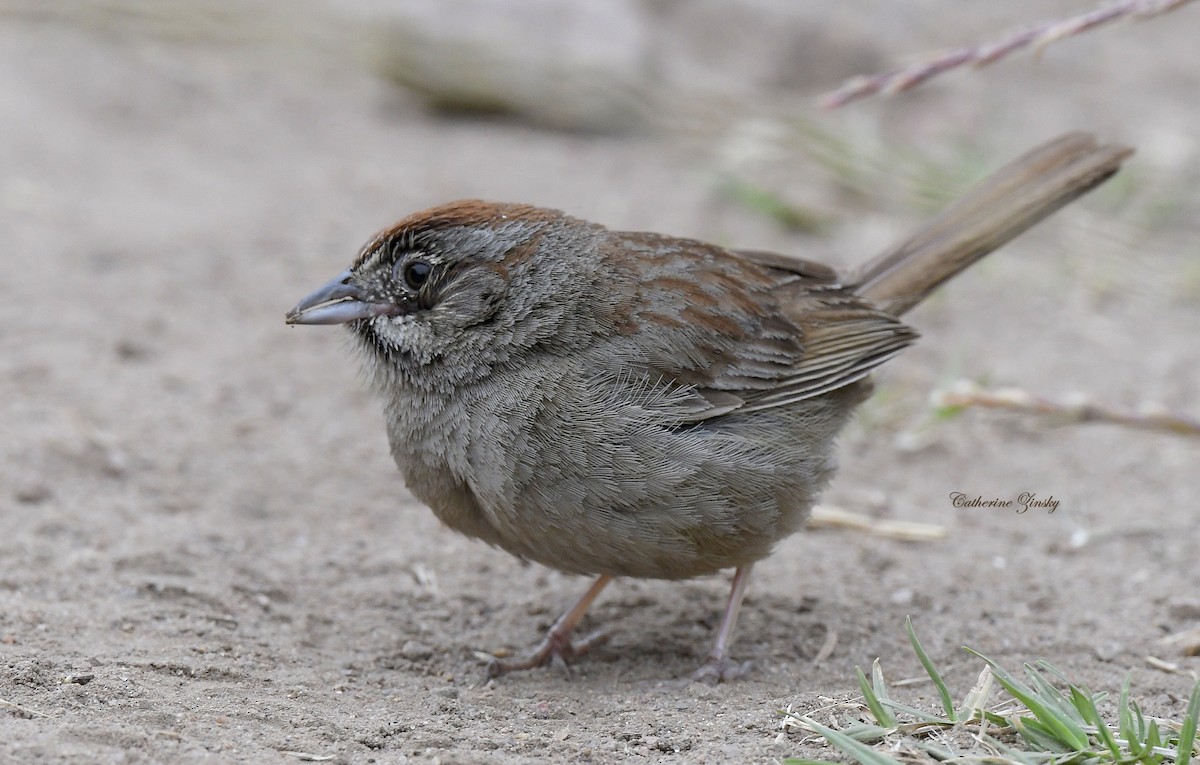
[481,628,610,682]
[690,656,752,684]
[479,576,614,682]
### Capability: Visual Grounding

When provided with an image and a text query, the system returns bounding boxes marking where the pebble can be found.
[400,640,433,660]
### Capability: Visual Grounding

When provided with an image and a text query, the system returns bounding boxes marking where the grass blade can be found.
[1120,676,1138,745]
[1178,679,1200,765]
[906,617,958,721]
[1013,716,1073,753]
[857,662,898,728]
[965,648,1090,751]
[871,660,896,712]
[837,722,894,743]
[1141,720,1164,765]
[799,717,905,765]
[1025,663,1087,725]
[783,626,1198,765]
[879,698,955,723]
[1070,684,1122,759]
[1133,698,1149,746]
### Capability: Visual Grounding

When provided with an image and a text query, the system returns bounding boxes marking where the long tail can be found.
[853,132,1133,317]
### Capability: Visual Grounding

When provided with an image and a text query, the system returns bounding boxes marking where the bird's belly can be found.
[394,420,835,580]
[385,372,858,580]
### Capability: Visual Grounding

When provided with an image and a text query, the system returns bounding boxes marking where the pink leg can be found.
[692,564,754,683]
[486,575,613,678]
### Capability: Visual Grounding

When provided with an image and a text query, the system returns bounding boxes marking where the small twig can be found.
[0,697,51,718]
[932,381,1200,438]
[812,627,839,665]
[1145,655,1182,673]
[821,0,1195,108]
[809,504,947,541]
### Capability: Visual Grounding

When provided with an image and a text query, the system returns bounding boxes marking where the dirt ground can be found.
[3,1,1199,763]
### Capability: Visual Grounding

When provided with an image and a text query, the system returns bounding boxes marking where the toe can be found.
[690,657,752,684]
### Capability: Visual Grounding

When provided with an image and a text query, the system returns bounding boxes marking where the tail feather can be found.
[853,132,1133,317]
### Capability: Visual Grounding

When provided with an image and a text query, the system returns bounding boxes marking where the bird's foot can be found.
[483,628,609,680]
[690,654,752,684]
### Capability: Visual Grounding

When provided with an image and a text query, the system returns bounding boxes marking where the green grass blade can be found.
[879,698,954,723]
[783,759,846,765]
[964,648,1038,701]
[965,648,1090,751]
[979,710,1014,728]
[1025,663,1087,725]
[838,722,894,743]
[786,630,1195,765]
[800,717,906,765]
[1070,685,1122,759]
[906,617,958,721]
[914,741,955,760]
[855,665,886,727]
[871,659,894,708]
[1134,697,1149,744]
[1035,660,1073,685]
[1120,676,1138,745]
[857,662,898,728]
[1140,721,1164,765]
[982,730,1059,765]
[1179,679,1200,765]
[1013,716,1074,753]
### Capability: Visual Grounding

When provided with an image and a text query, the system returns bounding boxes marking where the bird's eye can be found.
[397,259,432,290]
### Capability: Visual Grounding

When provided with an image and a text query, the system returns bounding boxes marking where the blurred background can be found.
[6,0,1198,266]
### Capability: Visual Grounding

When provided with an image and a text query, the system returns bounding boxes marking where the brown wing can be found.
[600,233,917,421]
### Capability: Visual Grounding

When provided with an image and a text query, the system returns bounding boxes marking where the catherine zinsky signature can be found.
[949,492,1059,514]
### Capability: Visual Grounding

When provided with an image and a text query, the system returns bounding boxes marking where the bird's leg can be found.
[486,574,613,679]
[692,564,754,683]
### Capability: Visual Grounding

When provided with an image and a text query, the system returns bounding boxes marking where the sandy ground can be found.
[3,1,1199,763]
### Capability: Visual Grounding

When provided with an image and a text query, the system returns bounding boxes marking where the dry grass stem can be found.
[932,381,1200,438]
[809,505,947,541]
[822,0,1195,108]
[0,697,51,718]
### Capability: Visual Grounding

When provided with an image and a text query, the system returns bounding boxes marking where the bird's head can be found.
[286,200,603,391]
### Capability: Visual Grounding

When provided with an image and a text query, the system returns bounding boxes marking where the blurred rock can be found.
[335,0,904,134]
[1168,599,1200,621]
[399,639,433,660]
[14,482,53,504]
[360,0,654,133]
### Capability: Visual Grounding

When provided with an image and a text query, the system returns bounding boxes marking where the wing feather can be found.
[600,235,917,423]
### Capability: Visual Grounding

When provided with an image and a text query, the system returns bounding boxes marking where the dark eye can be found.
[398,259,432,290]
